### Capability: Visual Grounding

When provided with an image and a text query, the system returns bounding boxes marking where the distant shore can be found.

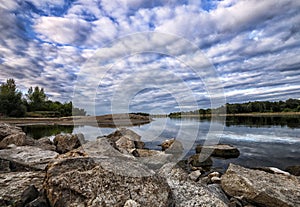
[0,114,152,127]
[169,112,300,118]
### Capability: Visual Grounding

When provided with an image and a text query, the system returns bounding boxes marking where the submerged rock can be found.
[196,144,240,158]
[221,163,300,207]
[44,157,173,207]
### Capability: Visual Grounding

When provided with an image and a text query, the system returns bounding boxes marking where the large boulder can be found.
[0,171,44,206]
[107,128,141,142]
[0,123,34,149]
[196,144,240,158]
[35,137,56,151]
[0,146,58,171]
[44,156,173,207]
[158,163,228,207]
[53,133,83,154]
[221,163,300,207]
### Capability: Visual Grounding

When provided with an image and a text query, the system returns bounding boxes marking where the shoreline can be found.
[169,111,300,118]
[0,114,152,127]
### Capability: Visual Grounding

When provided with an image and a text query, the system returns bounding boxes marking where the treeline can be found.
[169,99,300,117]
[0,79,86,117]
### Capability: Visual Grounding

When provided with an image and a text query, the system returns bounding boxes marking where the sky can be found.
[0,0,300,115]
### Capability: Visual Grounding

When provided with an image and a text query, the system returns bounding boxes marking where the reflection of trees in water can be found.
[170,116,300,129]
[225,116,300,128]
[21,125,74,139]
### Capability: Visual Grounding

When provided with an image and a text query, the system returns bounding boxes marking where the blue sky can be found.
[0,0,300,115]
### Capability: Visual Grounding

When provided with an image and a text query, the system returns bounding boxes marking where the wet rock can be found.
[158,163,228,207]
[188,154,213,167]
[53,133,83,154]
[161,138,175,151]
[44,157,173,207]
[188,170,201,181]
[0,171,44,206]
[221,163,300,207]
[0,146,58,171]
[196,144,240,158]
[286,165,300,176]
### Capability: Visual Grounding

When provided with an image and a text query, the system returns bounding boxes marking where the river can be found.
[22,116,300,172]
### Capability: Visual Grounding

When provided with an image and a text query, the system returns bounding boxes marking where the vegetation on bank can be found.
[0,79,86,117]
[169,99,300,117]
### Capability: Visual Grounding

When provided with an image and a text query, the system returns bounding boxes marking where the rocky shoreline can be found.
[0,123,299,207]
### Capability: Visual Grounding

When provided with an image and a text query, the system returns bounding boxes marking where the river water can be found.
[22,116,300,171]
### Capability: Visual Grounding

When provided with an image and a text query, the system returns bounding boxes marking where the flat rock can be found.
[196,144,240,158]
[0,146,58,171]
[158,163,228,207]
[221,163,300,207]
[0,171,44,206]
[44,157,173,207]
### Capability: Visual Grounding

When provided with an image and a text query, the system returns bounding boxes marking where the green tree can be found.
[0,79,26,117]
[26,86,47,111]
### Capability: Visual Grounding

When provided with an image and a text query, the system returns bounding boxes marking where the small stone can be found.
[208,171,221,179]
[188,170,201,181]
[161,138,175,151]
[124,199,141,207]
[211,176,221,184]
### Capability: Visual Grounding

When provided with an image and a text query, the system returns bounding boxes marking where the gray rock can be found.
[188,154,213,167]
[44,157,173,207]
[21,185,39,205]
[35,137,56,151]
[158,163,228,207]
[286,165,300,176]
[188,170,201,181]
[161,138,175,151]
[124,199,141,207]
[0,171,44,206]
[0,123,36,149]
[0,133,25,148]
[196,144,240,158]
[221,163,300,207]
[115,136,135,151]
[107,128,141,142]
[0,146,58,171]
[0,123,23,139]
[207,184,230,204]
[53,133,83,154]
